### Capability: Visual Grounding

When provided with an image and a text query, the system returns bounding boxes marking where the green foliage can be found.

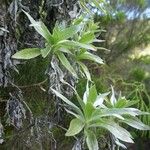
[51,83,150,149]
[85,130,99,150]
[130,68,146,82]
[125,82,150,138]
[12,48,41,59]
[12,11,104,80]
[65,118,84,136]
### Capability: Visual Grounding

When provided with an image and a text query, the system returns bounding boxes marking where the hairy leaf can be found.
[77,52,104,64]
[122,117,150,130]
[92,121,134,143]
[41,46,52,58]
[86,130,98,150]
[58,40,97,51]
[12,48,41,59]
[23,10,53,44]
[56,25,82,41]
[56,52,77,78]
[51,88,83,117]
[65,118,84,136]
[78,61,91,81]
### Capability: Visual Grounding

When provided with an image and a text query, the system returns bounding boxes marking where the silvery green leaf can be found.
[12,48,41,59]
[79,32,95,44]
[93,39,105,43]
[101,108,145,116]
[110,86,117,105]
[29,21,53,43]
[65,118,84,136]
[85,130,99,150]
[77,52,104,64]
[115,139,127,149]
[92,121,134,143]
[65,108,83,121]
[122,117,150,130]
[112,114,125,120]
[90,108,145,123]
[83,81,89,104]
[56,52,77,78]
[115,98,128,108]
[55,25,82,41]
[97,47,110,52]
[23,10,53,44]
[59,48,73,54]
[78,62,91,81]
[93,92,110,107]
[51,88,83,117]
[84,102,95,120]
[87,85,98,104]
[58,40,97,51]
[41,46,52,58]
[124,100,139,108]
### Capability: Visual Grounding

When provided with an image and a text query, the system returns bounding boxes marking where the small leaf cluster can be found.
[12,11,104,80]
[52,83,150,150]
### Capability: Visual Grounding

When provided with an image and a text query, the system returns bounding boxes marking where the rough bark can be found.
[0,0,79,149]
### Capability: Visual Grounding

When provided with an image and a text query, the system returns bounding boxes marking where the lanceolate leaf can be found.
[65,109,83,120]
[97,47,110,51]
[87,85,97,104]
[12,48,41,59]
[78,61,91,81]
[90,108,147,123]
[92,121,134,143]
[85,130,98,150]
[41,46,52,58]
[58,40,97,51]
[23,10,53,44]
[51,88,83,117]
[75,92,86,111]
[93,39,105,43]
[79,32,95,43]
[84,102,95,120]
[114,99,128,108]
[110,86,117,105]
[56,25,82,41]
[77,52,104,64]
[115,139,127,149]
[56,52,77,78]
[124,100,139,108]
[83,81,90,104]
[59,47,73,54]
[122,117,150,130]
[65,118,84,136]
[93,92,110,108]
[115,99,139,108]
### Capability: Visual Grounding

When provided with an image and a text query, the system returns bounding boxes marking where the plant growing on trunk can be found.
[11,10,150,150]
[52,83,150,150]
[12,11,104,81]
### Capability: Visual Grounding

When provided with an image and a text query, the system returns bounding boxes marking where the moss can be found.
[12,56,49,86]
